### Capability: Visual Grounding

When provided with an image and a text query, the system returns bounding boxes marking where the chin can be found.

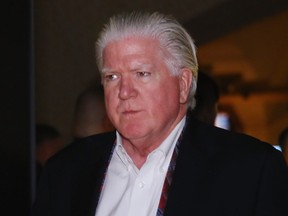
[119,125,148,140]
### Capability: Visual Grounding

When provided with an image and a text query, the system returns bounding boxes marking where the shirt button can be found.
[139,182,144,188]
[127,165,131,172]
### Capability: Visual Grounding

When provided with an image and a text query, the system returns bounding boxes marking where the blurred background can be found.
[2,0,288,215]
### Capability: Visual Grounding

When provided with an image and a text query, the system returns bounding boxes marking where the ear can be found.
[179,68,193,104]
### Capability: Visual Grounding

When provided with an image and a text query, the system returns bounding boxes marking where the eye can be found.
[137,71,151,77]
[104,73,119,82]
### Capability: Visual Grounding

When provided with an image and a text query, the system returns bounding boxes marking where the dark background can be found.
[1,0,34,215]
[1,0,288,215]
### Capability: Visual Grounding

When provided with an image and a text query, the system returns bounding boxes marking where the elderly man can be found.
[31,12,288,216]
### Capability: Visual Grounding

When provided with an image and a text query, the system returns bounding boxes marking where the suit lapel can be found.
[164,117,220,215]
[71,133,116,216]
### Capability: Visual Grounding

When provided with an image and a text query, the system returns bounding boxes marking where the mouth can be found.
[121,108,145,117]
[122,110,139,115]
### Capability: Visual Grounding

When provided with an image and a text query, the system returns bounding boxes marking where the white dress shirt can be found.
[95,117,186,216]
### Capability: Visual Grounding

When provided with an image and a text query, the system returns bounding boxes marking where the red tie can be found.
[157,131,183,216]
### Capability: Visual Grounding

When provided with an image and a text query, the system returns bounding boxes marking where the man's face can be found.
[101,36,191,146]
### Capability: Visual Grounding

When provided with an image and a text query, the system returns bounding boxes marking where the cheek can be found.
[104,90,117,113]
[104,99,117,125]
[159,79,180,101]
[149,83,179,110]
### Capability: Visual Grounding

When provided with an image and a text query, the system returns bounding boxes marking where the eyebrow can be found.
[101,68,114,74]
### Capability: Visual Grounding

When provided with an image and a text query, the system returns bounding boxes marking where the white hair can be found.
[95,11,198,109]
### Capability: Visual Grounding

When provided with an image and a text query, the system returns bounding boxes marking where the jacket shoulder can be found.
[45,131,116,170]
[186,117,281,158]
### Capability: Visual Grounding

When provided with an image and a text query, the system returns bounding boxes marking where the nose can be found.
[119,76,137,100]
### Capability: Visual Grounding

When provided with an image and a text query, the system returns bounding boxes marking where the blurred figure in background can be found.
[35,124,64,181]
[278,127,288,165]
[72,84,114,140]
[191,71,220,125]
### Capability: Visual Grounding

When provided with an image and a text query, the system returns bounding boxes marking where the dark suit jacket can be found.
[31,117,288,216]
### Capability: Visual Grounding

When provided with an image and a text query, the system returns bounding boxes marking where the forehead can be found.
[102,36,165,68]
[105,36,161,53]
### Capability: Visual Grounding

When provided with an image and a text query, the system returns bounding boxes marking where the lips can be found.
[117,103,142,116]
[122,110,140,115]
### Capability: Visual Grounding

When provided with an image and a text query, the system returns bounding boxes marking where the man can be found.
[31,12,288,216]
